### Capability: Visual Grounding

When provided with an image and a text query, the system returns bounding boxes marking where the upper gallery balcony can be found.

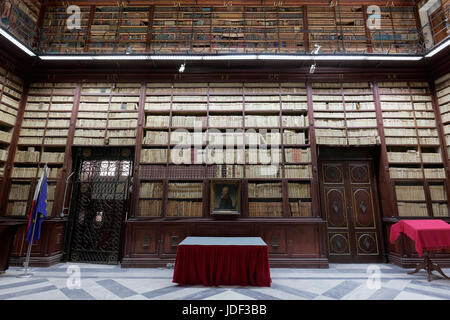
[0,0,448,61]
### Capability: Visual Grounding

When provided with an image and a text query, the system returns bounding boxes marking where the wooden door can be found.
[320,161,383,262]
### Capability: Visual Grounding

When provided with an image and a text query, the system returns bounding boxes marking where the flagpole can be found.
[17,164,48,278]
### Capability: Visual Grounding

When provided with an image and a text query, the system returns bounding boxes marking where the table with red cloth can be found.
[390,219,450,281]
[172,236,272,287]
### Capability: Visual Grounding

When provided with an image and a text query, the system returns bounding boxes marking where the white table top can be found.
[179,236,267,246]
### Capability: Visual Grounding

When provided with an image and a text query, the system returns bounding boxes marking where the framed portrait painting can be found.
[210,180,241,215]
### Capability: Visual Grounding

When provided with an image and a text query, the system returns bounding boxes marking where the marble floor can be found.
[0,263,450,300]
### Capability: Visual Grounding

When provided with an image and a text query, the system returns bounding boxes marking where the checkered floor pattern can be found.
[1,263,450,300]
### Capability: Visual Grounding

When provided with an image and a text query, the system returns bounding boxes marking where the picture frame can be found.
[210,180,241,215]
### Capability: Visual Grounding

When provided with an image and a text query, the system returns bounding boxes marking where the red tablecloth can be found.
[172,237,271,287]
[390,220,450,257]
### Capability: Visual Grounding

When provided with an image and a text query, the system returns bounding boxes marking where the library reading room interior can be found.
[0,0,449,270]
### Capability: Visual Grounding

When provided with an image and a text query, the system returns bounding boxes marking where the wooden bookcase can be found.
[138,81,312,218]
[312,82,379,146]
[74,82,139,147]
[40,5,91,54]
[8,82,76,216]
[34,3,425,55]
[379,81,449,218]
[0,65,23,180]
[0,0,40,49]
[436,73,450,165]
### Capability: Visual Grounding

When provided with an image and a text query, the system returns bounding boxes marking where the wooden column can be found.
[362,5,373,53]
[146,5,155,52]
[129,82,146,218]
[306,82,320,218]
[306,81,328,259]
[52,82,81,218]
[303,5,310,52]
[372,81,397,217]
[0,82,29,216]
[84,6,96,53]
[429,80,450,211]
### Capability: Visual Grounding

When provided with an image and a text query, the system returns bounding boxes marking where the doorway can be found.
[66,147,133,264]
[319,149,385,263]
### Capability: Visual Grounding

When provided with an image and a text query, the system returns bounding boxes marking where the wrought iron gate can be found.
[67,148,133,264]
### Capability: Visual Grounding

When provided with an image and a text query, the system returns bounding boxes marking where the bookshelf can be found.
[312,82,379,146]
[0,0,40,49]
[138,81,311,218]
[8,82,75,216]
[436,73,450,164]
[74,82,139,147]
[34,4,424,55]
[0,65,23,179]
[40,5,91,54]
[379,81,448,217]
[368,6,419,54]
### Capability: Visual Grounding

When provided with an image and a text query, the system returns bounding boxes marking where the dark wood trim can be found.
[84,5,96,53]
[129,82,146,219]
[303,5,310,52]
[372,81,397,217]
[146,5,155,52]
[362,5,373,53]
[0,82,29,216]
[429,80,450,213]
[52,82,82,218]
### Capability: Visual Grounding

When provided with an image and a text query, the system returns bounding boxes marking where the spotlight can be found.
[312,44,321,55]
[309,64,316,74]
[179,63,185,73]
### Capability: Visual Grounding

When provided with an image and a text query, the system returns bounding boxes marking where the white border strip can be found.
[39,54,423,61]
[0,27,35,56]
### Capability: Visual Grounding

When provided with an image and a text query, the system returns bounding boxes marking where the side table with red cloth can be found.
[389,220,450,257]
[172,237,271,287]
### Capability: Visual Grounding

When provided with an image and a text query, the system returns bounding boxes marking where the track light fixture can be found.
[179,63,185,73]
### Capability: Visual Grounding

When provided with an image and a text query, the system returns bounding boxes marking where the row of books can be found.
[76,119,137,128]
[248,183,282,198]
[14,149,39,163]
[383,119,436,127]
[0,110,17,126]
[22,119,70,128]
[380,102,433,111]
[9,183,30,200]
[11,167,61,179]
[6,201,27,216]
[397,202,428,217]
[1,94,20,109]
[430,185,447,201]
[285,148,311,163]
[313,102,375,111]
[249,202,283,217]
[385,128,438,137]
[288,183,311,198]
[0,149,8,162]
[166,200,203,217]
[379,95,431,102]
[383,111,435,119]
[395,185,426,201]
[168,183,203,199]
[432,203,449,217]
[139,200,162,217]
[388,151,442,163]
[290,201,312,217]
[0,130,12,144]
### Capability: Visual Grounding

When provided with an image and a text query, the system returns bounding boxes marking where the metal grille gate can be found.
[66,148,133,264]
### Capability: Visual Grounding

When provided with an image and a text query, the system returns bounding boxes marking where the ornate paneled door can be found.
[67,148,133,264]
[320,161,383,262]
